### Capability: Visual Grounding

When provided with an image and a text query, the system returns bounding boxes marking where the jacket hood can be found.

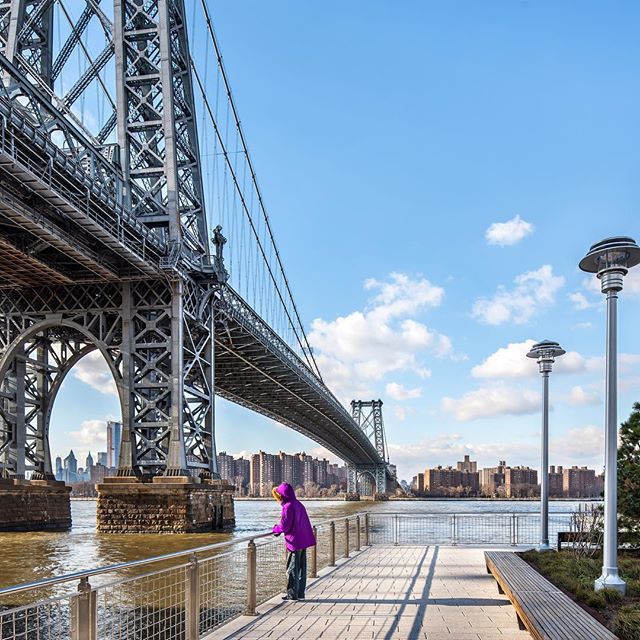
[276,482,296,503]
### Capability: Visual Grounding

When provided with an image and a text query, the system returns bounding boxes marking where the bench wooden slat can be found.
[485,551,617,640]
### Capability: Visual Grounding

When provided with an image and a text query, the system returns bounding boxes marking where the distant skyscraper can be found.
[55,456,63,481]
[64,450,78,483]
[85,452,94,469]
[97,451,108,466]
[107,421,122,468]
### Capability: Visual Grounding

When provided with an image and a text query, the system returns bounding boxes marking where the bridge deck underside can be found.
[215,314,381,468]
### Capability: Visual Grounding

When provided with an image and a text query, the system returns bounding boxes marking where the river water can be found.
[0,498,596,589]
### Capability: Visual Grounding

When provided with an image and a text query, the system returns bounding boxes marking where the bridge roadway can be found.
[0,53,389,476]
[206,545,532,640]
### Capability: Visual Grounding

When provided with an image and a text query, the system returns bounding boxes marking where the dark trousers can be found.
[286,549,307,599]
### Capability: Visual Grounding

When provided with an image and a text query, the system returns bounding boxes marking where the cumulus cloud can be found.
[569,292,596,311]
[573,322,593,330]
[485,215,534,246]
[72,351,118,396]
[550,426,604,463]
[309,273,451,403]
[67,419,109,464]
[568,385,600,406]
[471,340,592,379]
[471,265,565,325]
[441,384,540,421]
[385,382,422,401]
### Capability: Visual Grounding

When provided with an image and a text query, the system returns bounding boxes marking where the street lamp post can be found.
[527,340,565,552]
[579,236,640,594]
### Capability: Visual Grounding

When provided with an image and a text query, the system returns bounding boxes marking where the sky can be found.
[51,1,640,482]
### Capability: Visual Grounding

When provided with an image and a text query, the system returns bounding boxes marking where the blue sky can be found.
[51,1,640,481]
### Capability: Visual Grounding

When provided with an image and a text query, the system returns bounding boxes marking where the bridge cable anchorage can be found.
[195,0,322,380]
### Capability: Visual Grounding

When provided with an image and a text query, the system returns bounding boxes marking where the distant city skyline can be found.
[48,2,640,482]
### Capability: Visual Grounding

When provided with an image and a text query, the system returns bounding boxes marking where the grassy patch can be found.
[519,549,640,640]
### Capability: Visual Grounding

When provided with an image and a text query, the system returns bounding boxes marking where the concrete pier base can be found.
[0,478,71,531]
[96,477,235,533]
[373,493,389,501]
[344,492,360,501]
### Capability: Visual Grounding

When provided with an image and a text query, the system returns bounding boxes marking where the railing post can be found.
[186,554,199,640]
[310,527,318,578]
[452,514,457,545]
[365,513,370,546]
[71,577,96,640]
[245,540,257,616]
[344,518,350,558]
[329,521,336,566]
[356,516,361,551]
[511,514,517,546]
[394,514,399,546]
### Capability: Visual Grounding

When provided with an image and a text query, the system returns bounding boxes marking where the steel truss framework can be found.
[0,0,392,486]
[347,400,388,494]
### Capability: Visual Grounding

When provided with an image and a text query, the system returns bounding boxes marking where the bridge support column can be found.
[345,466,360,501]
[96,477,234,533]
[0,478,70,531]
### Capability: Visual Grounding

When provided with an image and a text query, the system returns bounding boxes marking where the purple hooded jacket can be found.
[272,483,316,552]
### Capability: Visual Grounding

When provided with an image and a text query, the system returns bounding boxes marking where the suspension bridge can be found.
[0,0,395,531]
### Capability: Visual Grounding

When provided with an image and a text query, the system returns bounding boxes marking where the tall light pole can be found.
[527,340,565,552]
[580,236,640,594]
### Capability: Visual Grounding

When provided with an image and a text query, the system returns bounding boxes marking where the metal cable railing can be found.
[0,511,581,639]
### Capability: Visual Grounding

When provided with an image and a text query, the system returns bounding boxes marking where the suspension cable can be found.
[197,0,322,379]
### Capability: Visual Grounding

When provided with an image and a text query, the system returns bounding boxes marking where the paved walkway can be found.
[208,546,532,639]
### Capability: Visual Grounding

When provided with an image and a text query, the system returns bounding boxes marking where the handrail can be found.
[0,512,361,597]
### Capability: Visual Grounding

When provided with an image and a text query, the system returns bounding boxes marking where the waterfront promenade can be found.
[207,545,532,640]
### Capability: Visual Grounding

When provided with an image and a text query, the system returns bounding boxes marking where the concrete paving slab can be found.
[204,545,532,640]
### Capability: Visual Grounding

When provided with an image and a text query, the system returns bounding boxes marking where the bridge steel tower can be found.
[347,400,390,500]
[0,0,233,532]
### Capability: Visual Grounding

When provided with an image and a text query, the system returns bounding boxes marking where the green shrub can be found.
[612,604,640,640]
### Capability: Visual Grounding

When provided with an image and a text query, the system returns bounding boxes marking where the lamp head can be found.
[527,339,566,373]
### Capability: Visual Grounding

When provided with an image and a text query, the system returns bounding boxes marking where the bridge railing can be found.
[0,511,581,639]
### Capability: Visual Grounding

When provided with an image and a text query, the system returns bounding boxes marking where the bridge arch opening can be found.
[357,471,376,497]
[0,321,124,480]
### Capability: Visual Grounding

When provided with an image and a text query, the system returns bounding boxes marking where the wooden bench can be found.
[485,551,617,640]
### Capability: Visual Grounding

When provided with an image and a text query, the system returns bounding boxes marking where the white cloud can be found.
[310,273,451,403]
[550,426,604,463]
[364,272,444,320]
[471,340,592,379]
[67,419,109,465]
[471,340,539,378]
[573,322,593,330]
[441,384,540,421]
[485,215,534,246]
[569,292,596,310]
[471,265,565,325]
[72,351,118,396]
[385,382,422,401]
[568,385,600,406]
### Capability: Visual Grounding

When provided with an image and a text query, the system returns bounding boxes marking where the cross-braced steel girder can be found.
[348,400,390,494]
[0,278,218,479]
[114,0,207,259]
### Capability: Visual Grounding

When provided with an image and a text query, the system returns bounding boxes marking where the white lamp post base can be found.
[536,542,553,553]
[594,570,626,595]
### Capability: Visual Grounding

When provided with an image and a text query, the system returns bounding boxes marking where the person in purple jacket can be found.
[272,482,316,601]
